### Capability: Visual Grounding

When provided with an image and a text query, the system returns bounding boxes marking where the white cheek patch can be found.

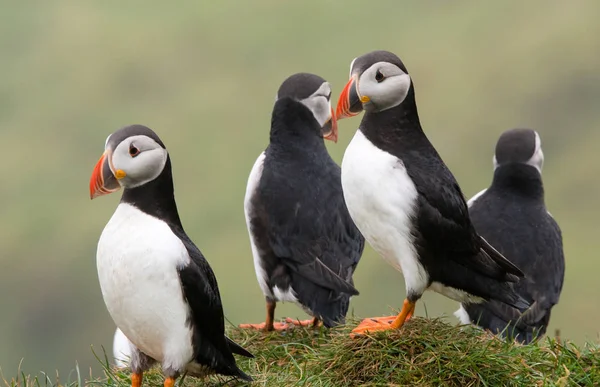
[300,82,332,127]
[358,63,411,113]
[349,57,357,78]
[111,136,168,188]
[300,96,330,127]
[526,131,544,173]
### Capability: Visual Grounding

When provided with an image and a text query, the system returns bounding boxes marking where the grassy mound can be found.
[13,317,597,387]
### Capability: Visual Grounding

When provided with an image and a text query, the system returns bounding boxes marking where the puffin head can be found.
[493,128,544,174]
[90,125,169,199]
[276,73,338,143]
[336,50,412,119]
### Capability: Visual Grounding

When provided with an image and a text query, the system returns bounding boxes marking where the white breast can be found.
[96,203,194,371]
[341,130,429,295]
[243,152,274,299]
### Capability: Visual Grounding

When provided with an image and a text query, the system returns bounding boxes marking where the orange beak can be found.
[89,151,121,199]
[322,107,338,143]
[336,75,364,120]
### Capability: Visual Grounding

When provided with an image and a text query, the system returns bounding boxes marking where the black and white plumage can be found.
[240,73,365,331]
[455,128,565,343]
[90,125,253,386]
[335,50,530,335]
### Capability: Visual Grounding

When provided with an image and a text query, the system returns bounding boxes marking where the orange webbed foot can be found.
[284,317,321,328]
[350,317,401,338]
[238,322,289,331]
[350,299,416,338]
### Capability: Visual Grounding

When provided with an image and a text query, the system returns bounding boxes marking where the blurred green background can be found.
[1,0,598,379]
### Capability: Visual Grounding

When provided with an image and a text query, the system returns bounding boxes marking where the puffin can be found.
[113,327,132,368]
[335,50,530,336]
[455,128,565,343]
[239,73,365,332]
[90,125,253,387]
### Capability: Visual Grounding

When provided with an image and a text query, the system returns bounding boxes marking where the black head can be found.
[90,124,169,199]
[337,50,413,119]
[494,128,544,173]
[275,73,338,142]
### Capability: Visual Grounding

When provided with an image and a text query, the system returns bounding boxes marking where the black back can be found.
[117,125,252,380]
[464,163,565,343]
[251,97,365,327]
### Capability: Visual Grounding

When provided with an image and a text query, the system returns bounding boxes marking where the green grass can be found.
[8,317,593,387]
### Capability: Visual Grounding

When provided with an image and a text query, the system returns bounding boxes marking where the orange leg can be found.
[163,377,176,387]
[350,299,416,338]
[285,317,322,328]
[131,373,142,387]
[238,300,289,331]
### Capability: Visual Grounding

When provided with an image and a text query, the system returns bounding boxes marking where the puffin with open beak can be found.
[335,50,529,336]
[91,125,253,387]
[239,73,365,332]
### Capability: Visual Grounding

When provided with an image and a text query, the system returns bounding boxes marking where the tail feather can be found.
[290,271,352,328]
[479,236,525,280]
[286,257,359,296]
[225,336,254,358]
[461,302,547,344]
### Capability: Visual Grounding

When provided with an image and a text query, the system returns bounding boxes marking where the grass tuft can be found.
[223,317,600,386]
[7,317,600,386]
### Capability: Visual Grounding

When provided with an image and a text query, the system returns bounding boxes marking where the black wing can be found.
[465,186,565,334]
[172,227,253,381]
[259,151,363,296]
[407,161,524,281]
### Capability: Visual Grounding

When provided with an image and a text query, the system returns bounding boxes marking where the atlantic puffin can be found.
[335,50,529,336]
[455,128,565,343]
[90,125,253,386]
[239,73,365,332]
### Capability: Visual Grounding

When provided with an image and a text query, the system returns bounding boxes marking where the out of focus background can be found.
[1,0,599,379]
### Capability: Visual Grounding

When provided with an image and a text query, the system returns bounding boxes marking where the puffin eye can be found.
[375,70,385,83]
[129,144,140,157]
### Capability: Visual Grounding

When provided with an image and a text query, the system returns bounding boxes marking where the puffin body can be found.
[90,125,252,387]
[335,51,529,336]
[455,128,565,343]
[240,73,365,331]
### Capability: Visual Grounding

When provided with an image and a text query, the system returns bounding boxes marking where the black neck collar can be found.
[491,164,545,201]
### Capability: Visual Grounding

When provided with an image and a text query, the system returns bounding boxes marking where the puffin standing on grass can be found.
[455,128,565,343]
[239,73,365,331]
[90,125,253,387]
[335,50,530,336]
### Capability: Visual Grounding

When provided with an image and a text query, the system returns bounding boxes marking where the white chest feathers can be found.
[96,203,194,371]
[341,130,429,295]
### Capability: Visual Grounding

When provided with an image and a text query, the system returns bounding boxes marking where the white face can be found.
[493,131,544,174]
[356,61,412,113]
[299,82,333,127]
[110,135,168,188]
